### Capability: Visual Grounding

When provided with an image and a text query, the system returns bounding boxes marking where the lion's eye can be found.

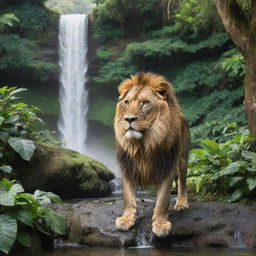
[124,100,129,105]
[142,101,150,106]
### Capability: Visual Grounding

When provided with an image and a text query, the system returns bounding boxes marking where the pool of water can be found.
[37,247,256,256]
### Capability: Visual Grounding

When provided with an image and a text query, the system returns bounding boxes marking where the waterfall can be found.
[58,14,88,154]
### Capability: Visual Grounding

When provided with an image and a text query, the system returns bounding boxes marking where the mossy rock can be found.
[11,143,115,199]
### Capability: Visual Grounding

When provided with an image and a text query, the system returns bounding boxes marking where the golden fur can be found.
[114,72,190,237]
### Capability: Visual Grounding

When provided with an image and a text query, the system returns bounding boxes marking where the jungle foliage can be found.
[0,87,65,254]
[0,1,58,83]
[91,0,246,145]
[188,123,256,202]
[90,0,255,202]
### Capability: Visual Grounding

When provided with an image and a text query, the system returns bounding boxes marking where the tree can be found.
[214,0,256,135]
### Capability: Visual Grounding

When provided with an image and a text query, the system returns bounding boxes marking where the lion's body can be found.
[114,72,190,237]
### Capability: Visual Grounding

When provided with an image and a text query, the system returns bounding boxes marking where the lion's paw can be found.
[174,201,189,211]
[116,216,136,231]
[152,220,172,238]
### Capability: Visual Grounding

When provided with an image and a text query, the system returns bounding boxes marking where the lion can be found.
[114,72,190,238]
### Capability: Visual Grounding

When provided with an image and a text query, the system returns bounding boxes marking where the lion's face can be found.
[115,73,177,147]
[118,86,166,140]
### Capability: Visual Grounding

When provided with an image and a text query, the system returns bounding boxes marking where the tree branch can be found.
[167,0,172,20]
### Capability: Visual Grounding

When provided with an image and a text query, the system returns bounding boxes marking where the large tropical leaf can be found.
[8,137,35,161]
[43,208,67,235]
[0,214,17,254]
[0,191,15,206]
[34,190,62,205]
[8,207,33,227]
[0,182,24,206]
[212,161,246,180]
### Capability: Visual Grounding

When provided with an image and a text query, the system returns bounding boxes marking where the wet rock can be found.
[55,199,256,248]
[10,143,115,198]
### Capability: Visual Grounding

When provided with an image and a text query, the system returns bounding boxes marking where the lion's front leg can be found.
[116,173,137,231]
[152,174,173,238]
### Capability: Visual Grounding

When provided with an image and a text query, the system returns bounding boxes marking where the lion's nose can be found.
[124,116,137,123]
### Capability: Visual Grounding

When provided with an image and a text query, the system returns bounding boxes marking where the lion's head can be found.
[115,72,182,154]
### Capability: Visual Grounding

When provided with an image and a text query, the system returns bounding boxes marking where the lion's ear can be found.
[155,82,171,100]
[118,79,133,100]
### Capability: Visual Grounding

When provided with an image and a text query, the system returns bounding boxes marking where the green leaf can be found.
[10,183,24,194]
[43,208,67,235]
[212,161,246,180]
[0,165,12,173]
[246,177,256,191]
[229,177,243,187]
[0,116,4,126]
[202,139,220,152]
[0,191,15,206]
[191,148,206,160]
[8,137,35,161]
[0,181,24,206]
[8,207,33,227]
[242,151,256,162]
[34,190,62,205]
[17,232,31,248]
[0,214,17,254]
[15,193,42,218]
[228,189,243,202]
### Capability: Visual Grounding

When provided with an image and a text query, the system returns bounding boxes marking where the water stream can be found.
[58,14,88,154]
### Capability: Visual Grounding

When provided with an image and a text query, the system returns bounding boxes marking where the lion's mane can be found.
[114,72,189,186]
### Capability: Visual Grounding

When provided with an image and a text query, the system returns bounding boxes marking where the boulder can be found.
[11,143,115,198]
[55,198,256,248]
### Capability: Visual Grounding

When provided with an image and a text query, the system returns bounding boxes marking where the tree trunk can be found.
[214,0,256,135]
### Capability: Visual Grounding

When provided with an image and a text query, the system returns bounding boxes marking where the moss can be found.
[11,143,115,199]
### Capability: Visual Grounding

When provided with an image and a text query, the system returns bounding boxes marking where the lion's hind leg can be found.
[174,118,190,211]
[174,163,189,211]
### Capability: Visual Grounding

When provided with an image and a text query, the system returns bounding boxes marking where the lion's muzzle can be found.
[124,116,143,139]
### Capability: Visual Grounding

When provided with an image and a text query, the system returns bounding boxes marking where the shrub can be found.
[0,180,66,254]
[0,86,66,254]
[188,123,256,202]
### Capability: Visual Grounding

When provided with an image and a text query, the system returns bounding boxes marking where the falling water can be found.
[58,14,88,154]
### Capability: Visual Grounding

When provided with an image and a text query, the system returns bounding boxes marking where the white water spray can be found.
[58,14,88,154]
